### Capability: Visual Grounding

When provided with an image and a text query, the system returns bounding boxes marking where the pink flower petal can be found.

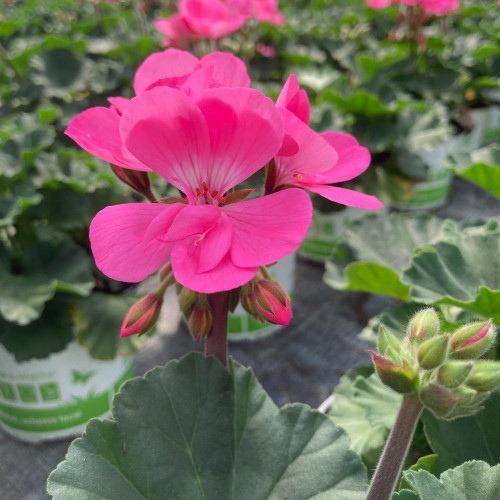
[171,243,257,293]
[143,203,187,242]
[317,131,371,184]
[133,49,199,95]
[165,204,221,241]
[276,74,310,124]
[180,0,248,39]
[195,87,284,193]
[120,86,211,198]
[196,211,232,273]
[90,204,175,283]
[65,107,148,171]
[200,52,250,87]
[107,97,130,115]
[224,188,313,267]
[276,108,338,181]
[307,184,384,209]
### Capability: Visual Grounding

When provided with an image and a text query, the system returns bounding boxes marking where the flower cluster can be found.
[368,0,459,16]
[66,48,381,336]
[155,0,284,48]
[370,309,500,419]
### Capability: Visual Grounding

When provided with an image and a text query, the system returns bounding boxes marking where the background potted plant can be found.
[0,0,162,441]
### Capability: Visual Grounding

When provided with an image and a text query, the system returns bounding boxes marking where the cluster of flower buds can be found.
[178,286,215,339]
[239,266,292,326]
[120,263,175,337]
[370,308,500,419]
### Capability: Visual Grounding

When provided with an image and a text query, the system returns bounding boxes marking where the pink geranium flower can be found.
[65,50,250,172]
[367,0,458,15]
[269,75,383,210]
[156,0,284,47]
[89,86,312,293]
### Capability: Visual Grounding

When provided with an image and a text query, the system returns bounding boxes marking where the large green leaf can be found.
[450,145,500,199]
[402,461,500,500]
[48,353,369,499]
[74,293,146,360]
[328,365,401,472]
[0,296,74,361]
[324,213,451,300]
[403,224,500,323]
[423,393,500,472]
[0,265,55,325]
[24,239,94,296]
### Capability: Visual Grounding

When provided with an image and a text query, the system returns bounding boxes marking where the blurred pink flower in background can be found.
[156,0,284,47]
[368,0,458,15]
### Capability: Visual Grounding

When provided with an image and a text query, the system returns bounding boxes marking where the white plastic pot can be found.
[0,341,133,443]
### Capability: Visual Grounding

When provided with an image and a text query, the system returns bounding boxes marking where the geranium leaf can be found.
[403,224,500,323]
[423,393,500,472]
[402,461,500,499]
[450,145,500,199]
[0,265,55,325]
[24,239,94,296]
[74,293,146,360]
[0,296,73,361]
[48,353,368,500]
[324,212,451,300]
[328,364,401,472]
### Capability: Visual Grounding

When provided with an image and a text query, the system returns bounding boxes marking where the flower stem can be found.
[205,291,231,366]
[366,394,423,500]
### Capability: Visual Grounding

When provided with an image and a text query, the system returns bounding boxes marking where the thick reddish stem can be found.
[205,291,231,366]
[366,394,423,500]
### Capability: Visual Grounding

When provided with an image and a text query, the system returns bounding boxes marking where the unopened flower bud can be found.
[111,165,154,200]
[417,334,449,370]
[437,361,473,388]
[189,305,212,340]
[159,262,175,285]
[407,308,440,342]
[120,292,163,337]
[255,280,291,325]
[378,325,401,357]
[240,282,260,318]
[450,321,494,359]
[466,361,500,393]
[368,351,418,394]
[419,383,463,418]
[178,287,197,318]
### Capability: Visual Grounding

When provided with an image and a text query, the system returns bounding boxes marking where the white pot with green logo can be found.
[384,168,453,211]
[228,252,296,341]
[0,341,133,443]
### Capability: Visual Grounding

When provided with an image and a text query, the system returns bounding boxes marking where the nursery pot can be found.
[228,252,296,341]
[0,341,134,443]
[381,168,453,211]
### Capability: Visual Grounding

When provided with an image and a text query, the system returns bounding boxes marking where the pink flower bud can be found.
[120,292,163,337]
[189,307,212,340]
[255,280,292,325]
[369,351,418,394]
[450,321,495,359]
[110,165,154,201]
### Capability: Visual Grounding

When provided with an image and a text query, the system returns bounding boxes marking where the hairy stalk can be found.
[366,394,423,500]
[205,291,231,366]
